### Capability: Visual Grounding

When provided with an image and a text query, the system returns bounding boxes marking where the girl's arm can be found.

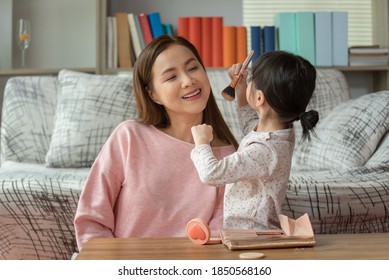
[190,140,276,186]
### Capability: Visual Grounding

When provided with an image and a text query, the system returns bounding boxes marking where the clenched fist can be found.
[191,124,213,146]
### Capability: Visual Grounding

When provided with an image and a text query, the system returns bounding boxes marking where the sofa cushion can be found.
[292,91,389,171]
[45,70,136,168]
[365,133,389,168]
[1,76,58,164]
[306,69,351,118]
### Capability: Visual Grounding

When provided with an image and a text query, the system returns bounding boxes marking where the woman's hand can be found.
[227,63,249,107]
[191,124,213,146]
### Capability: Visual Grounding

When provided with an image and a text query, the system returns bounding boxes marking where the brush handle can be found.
[240,50,255,75]
[229,74,242,88]
[230,50,255,89]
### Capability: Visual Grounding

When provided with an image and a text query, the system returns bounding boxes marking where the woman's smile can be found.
[182,89,201,100]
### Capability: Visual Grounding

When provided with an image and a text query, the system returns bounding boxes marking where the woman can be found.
[74,35,238,251]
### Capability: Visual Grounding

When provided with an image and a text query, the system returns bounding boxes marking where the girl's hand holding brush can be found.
[221,50,254,101]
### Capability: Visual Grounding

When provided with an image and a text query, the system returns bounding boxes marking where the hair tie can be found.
[293,112,305,122]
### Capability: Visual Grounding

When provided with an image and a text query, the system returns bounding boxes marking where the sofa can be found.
[0,68,388,260]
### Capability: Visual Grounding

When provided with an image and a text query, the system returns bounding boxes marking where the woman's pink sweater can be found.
[74,120,235,250]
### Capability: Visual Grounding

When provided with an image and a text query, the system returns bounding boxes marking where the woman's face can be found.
[148,44,211,121]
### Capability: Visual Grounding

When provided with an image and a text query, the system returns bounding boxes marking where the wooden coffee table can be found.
[76,233,389,260]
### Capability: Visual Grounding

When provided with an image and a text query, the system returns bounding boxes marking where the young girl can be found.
[191,51,319,230]
[74,35,238,251]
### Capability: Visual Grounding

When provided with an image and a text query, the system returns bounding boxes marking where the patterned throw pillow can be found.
[292,91,389,171]
[45,70,136,168]
[1,76,58,163]
[365,133,389,167]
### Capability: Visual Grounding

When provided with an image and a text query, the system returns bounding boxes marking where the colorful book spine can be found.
[189,17,203,57]
[275,12,297,54]
[332,12,348,66]
[106,17,114,68]
[134,14,146,49]
[236,26,247,64]
[201,17,213,67]
[139,13,153,45]
[163,23,174,36]
[315,12,332,66]
[177,17,190,40]
[115,12,133,68]
[112,16,118,68]
[212,17,223,67]
[127,13,142,58]
[295,12,315,65]
[148,12,164,39]
[250,26,261,63]
[263,26,275,53]
[223,26,237,68]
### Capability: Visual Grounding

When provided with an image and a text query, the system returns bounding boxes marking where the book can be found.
[112,16,118,68]
[250,26,261,63]
[115,12,133,68]
[332,11,348,66]
[127,13,142,58]
[139,13,153,45]
[148,12,164,39]
[315,12,332,66]
[275,12,297,54]
[106,17,114,69]
[349,45,388,54]
[223,26,237,68]
[236,26,247,64]
[212,16,224,67]
[295,12,315,65]
[263,25,275,53]
[349,46,388,65]
[134,14,146,49]
[201,17,213,67]
[189,17,202,57]
[163,23,174,36]
[349,55,388,66]
[177,17,190,40]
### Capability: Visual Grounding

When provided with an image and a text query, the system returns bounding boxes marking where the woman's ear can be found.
[147,87,162,105]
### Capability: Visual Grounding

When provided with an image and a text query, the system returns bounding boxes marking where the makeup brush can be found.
[221,50,255,101]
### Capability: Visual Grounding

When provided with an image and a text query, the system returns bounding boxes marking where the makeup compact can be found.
[186,218,221,245]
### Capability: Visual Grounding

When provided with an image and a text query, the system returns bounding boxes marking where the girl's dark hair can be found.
[251,51,319,141]
[132,35,238,149]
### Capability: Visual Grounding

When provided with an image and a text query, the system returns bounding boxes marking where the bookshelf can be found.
[1,0,388,93]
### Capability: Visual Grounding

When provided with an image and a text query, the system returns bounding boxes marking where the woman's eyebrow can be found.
[160,58,197,76]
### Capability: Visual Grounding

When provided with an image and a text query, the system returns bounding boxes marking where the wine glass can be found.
[16,19,31,68]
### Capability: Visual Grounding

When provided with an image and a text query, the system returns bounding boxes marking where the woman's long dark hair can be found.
[251,51,319,141]
[133,35,238,149]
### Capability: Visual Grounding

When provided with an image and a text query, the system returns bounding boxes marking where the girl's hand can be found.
[191,124,213,146]
[227,63,249,107]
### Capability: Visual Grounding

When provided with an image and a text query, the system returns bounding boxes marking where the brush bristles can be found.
[221,86,235,101]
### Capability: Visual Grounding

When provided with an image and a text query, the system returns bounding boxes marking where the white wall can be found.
[12,0,97,69]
